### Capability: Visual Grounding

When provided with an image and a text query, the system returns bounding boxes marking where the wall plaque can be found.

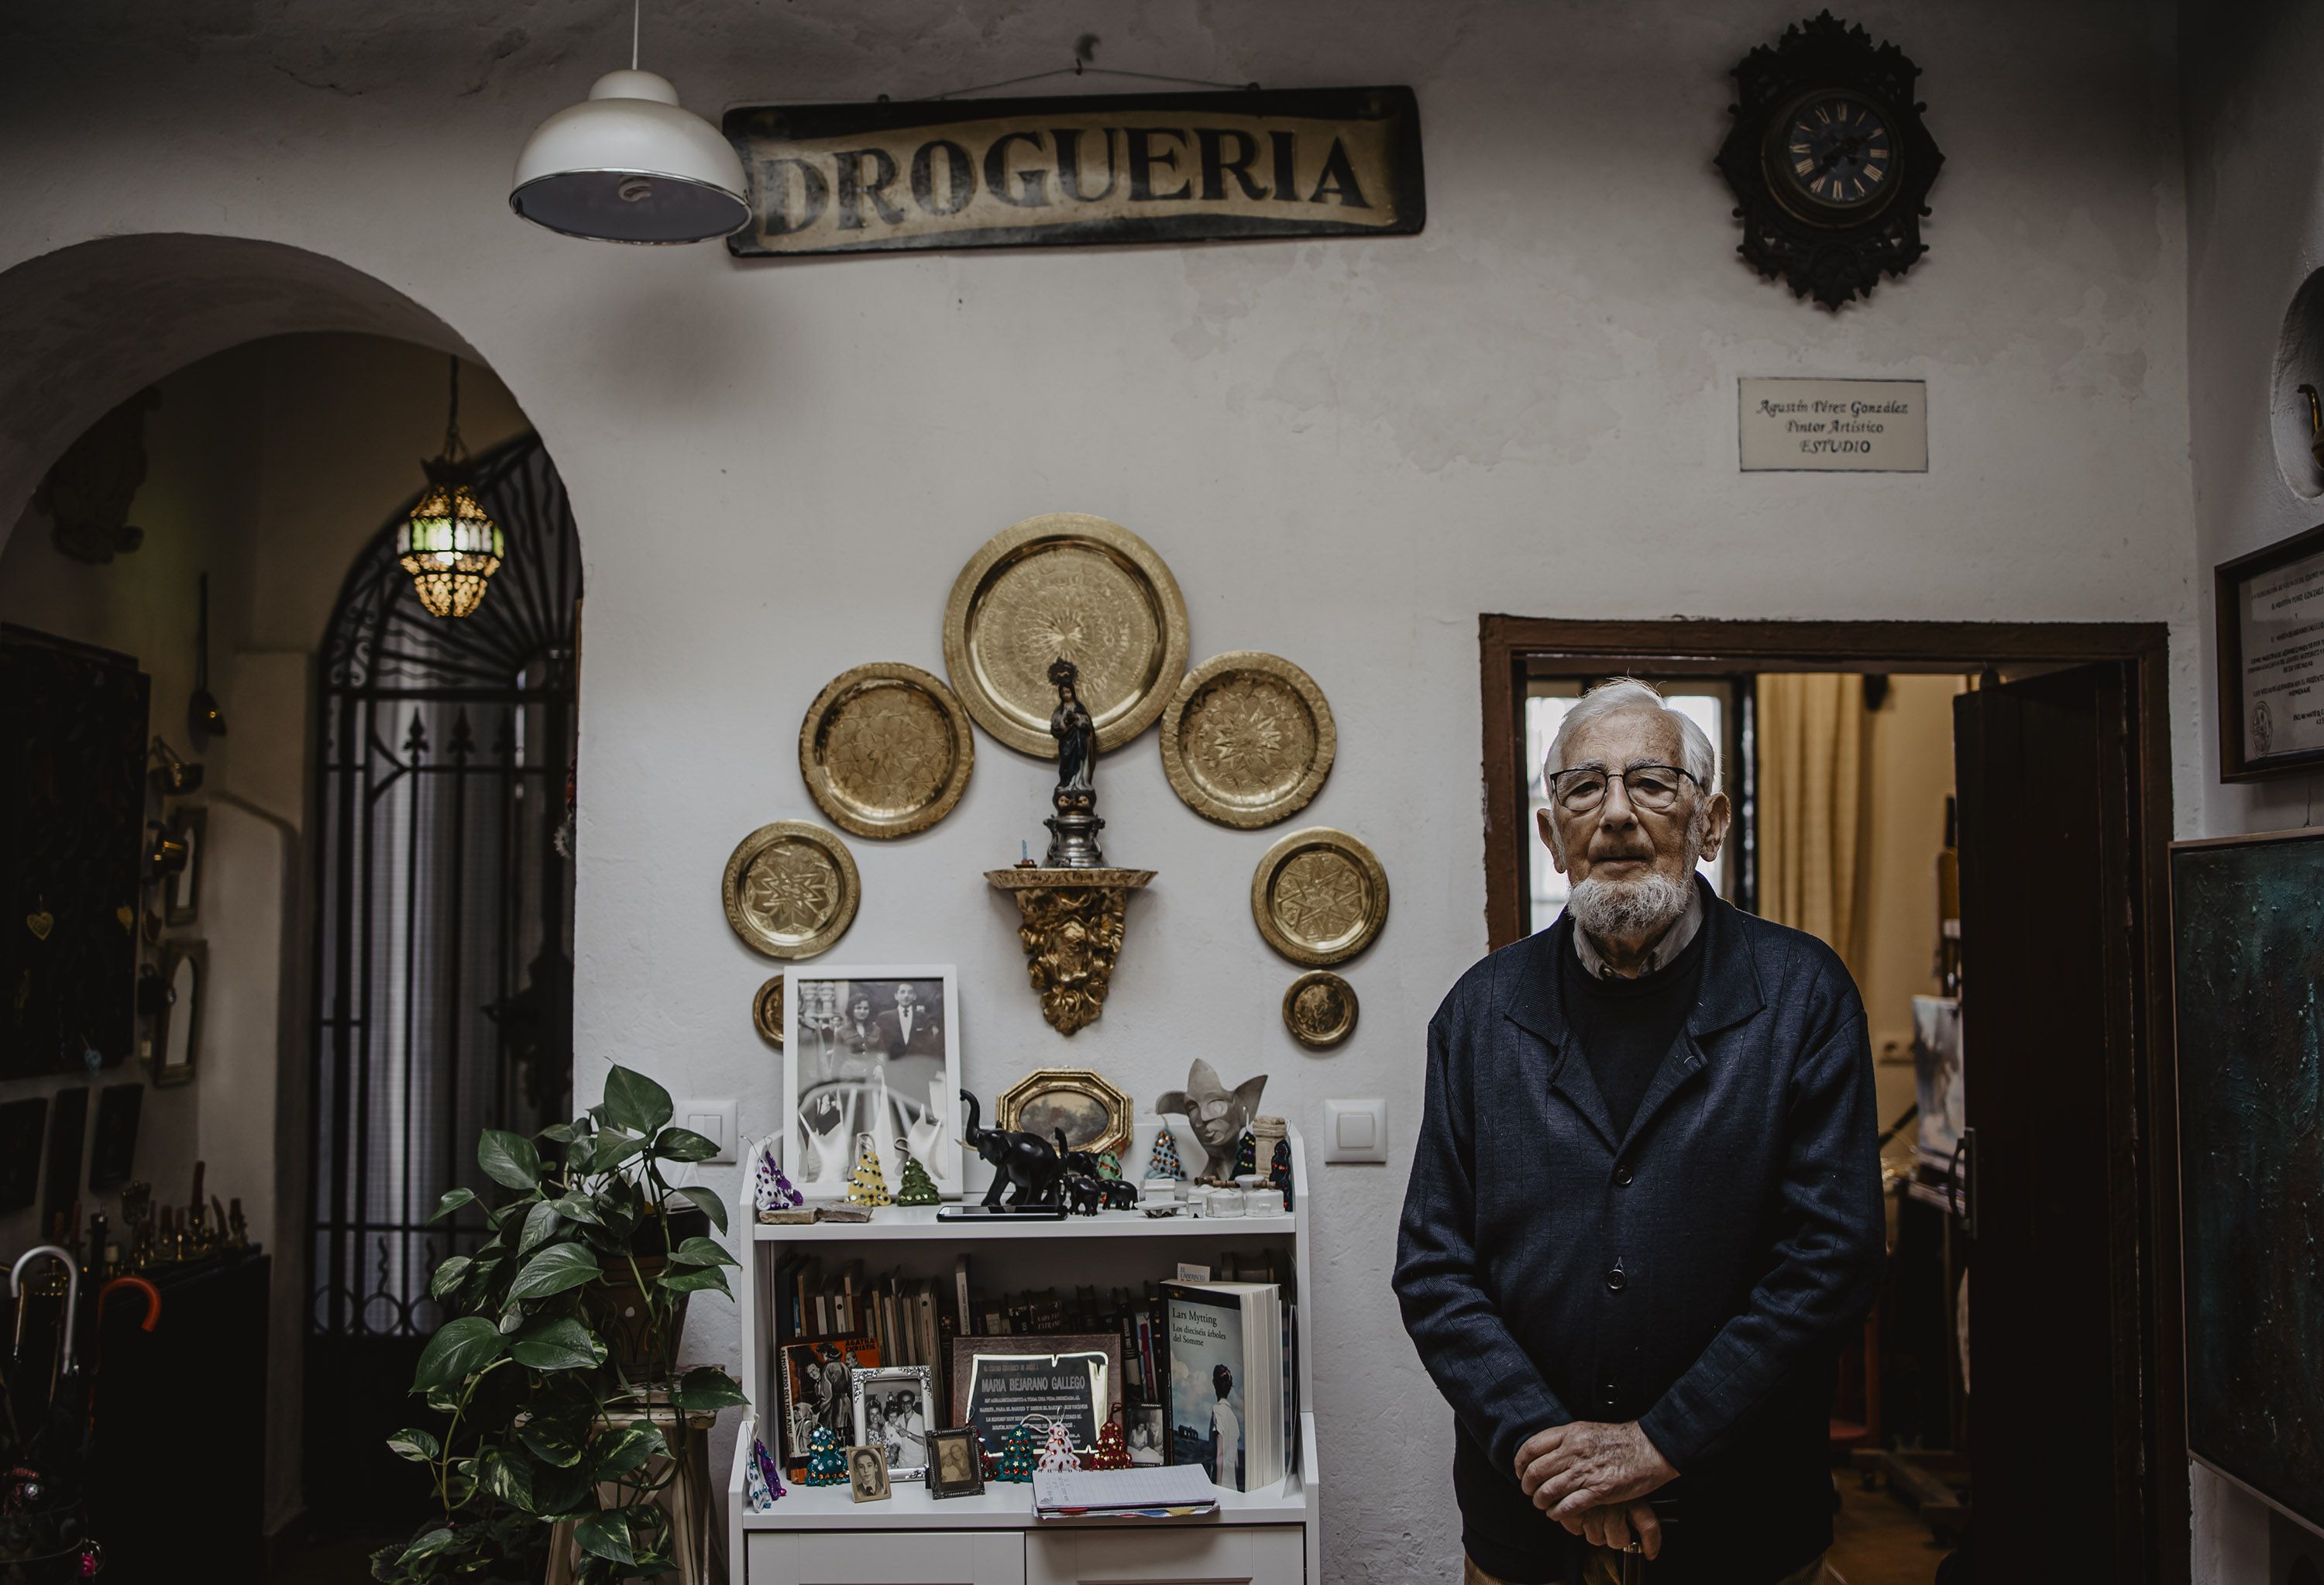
[723,88,1424,258]
[2215,522,2324,780]
[1738,377,1927,472]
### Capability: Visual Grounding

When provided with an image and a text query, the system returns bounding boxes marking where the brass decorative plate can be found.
[752,975,785,1047]
[721,820,861,960]
[942,514,1190,756]
[1250,826,1390,966]
[1282,971,1359,1050]
[1160,652,1336,828]
[799,662,975,839]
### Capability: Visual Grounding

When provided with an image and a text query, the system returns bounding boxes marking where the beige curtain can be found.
[1756,674,1871,973]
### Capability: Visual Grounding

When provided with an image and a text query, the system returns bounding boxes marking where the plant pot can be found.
[584,1205,709,1381]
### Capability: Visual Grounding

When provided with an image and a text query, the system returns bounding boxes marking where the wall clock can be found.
[1716,12,1944,309]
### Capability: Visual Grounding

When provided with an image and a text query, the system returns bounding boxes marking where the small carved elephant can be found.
[1098,1178,1140,1211]
[1061,1174,1105,1216]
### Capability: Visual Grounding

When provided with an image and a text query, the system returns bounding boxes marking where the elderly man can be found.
[1395,678,1883,1584]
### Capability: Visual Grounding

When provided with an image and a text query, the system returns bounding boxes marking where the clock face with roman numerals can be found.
[1764,90,1899,221]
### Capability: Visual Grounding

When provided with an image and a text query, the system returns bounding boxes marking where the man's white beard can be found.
[1567,866,1693,942]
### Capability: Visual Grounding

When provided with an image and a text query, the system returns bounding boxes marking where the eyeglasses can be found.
[1545,762,1702,814]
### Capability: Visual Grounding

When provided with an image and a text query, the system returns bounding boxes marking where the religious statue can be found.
[1155,1059,1269,1182]
[1043,657,1105,867]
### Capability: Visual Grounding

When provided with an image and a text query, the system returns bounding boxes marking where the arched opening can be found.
[307,431,581,1528]
[0,234,579,1568]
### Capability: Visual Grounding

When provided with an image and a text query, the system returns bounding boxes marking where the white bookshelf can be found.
[727,1129,1322,1585]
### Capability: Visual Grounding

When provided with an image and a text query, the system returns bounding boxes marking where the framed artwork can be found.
[2215,521,2324,780]
[926,1426,985,1498]
[783,964,960,1200]
[845,1445,891,1503]
[999,1068,1132,1159]
[1126,1402,1167,1466]
[88,1082,143,1193]
[949,1332,1122,1456]
[164,806,205,926]
[851,1364,935,1482]
[779,1336,880,1463]
[150,940,205,1087]
[2171,827,2324,1533]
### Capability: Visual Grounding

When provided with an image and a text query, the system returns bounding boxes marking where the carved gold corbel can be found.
[985,868,1155,1036]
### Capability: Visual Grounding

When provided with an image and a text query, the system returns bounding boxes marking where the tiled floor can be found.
[1824,1474,1958,1585]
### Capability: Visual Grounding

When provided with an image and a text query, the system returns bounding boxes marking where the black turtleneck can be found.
[1559,920,1709,1140]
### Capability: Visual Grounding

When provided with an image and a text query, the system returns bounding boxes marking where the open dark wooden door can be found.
[1953,663,2157,1579]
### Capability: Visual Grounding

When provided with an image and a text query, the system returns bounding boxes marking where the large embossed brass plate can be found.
[1160,652,1336,828]
[722,820,861,960]
[799,662,975,839]
[943,514,1189,756]
[1250,827,1389,966]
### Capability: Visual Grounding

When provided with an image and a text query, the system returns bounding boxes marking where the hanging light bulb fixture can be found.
[396,357,505,619]
[508,2,748,244]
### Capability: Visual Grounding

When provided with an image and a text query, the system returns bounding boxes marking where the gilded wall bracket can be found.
[985,867,1155,1036]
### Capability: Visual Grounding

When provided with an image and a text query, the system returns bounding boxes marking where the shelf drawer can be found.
[745,1529,1024,1584]
[1026,1525,1305,1585]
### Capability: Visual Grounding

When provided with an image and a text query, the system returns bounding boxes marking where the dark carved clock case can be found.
[1717,12,1944,309]
[1,626,148,1075]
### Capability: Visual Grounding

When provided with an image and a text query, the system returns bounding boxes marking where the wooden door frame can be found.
[1478,614,2185,1583]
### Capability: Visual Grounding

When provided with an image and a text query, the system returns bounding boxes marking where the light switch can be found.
[1324,1098,1388,1164]
[681,1098,737,1164]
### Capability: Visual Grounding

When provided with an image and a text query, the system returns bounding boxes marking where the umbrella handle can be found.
[99,1277,161,1332]
[8,1245,80,1377]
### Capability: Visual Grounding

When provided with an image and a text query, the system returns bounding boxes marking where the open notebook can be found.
[1032,1465,1219,1518]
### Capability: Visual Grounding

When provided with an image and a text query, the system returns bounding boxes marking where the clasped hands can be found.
[1513,1421,1678,1559]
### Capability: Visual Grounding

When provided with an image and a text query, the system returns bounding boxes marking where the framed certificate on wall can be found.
[2216,521,2324,780]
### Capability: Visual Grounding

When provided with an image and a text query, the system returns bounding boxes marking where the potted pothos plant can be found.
[373,1065,749,1583]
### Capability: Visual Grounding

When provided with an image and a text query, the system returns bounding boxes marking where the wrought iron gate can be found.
[304,433,578,1520]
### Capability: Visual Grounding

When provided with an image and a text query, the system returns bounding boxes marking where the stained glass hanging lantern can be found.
[396,357,505,618]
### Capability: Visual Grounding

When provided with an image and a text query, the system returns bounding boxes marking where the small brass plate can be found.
[1250,826,1389,966]
[721,820,861,960]
[999,1067,1133,1157]
[942,514,1190,757]
[1282,971,1359,1050]
[799,662,975,839]
[1160,652,1336,828]
[752,975,785,1047]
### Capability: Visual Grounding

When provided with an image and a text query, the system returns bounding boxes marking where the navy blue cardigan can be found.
[1394,878,1885,1583]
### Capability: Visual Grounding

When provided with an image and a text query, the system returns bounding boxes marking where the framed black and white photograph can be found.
[845,1444,892,1503]
[851,1363,935,1482]
[927,1426,985,1498]
[784,964,961,1200]
[1126,1402,1167,1466]
[164,806,205,926]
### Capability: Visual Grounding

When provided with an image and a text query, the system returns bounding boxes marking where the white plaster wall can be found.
[2180,0,2324,1575]
[0,2,2202,1576]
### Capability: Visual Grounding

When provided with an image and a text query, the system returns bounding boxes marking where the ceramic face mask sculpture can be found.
[1154,1059,1267,1181]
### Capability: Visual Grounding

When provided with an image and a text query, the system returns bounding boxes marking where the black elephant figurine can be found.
[962,1088,1063,1209]
[1061,1174,1105,1216]
[1054,1129,1105,1183]
[1098,1178,1140,1211]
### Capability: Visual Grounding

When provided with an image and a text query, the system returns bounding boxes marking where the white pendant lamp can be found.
[509,4,748,244]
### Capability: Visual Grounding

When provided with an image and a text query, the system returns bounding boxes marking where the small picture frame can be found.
[851,1363,936,1482]
[150,940,205,1088]
[999,1067,1133,1158]
[1126,1402,1167,1467]
[2216,521,2324,780]
[926,1426,985,1499]
[165,806,205,926]
[846,1444,892,1503]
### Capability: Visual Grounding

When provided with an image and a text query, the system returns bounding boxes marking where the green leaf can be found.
[590,1424,668,1480]
[673,1184,729,1236]
[386,1426,442,1463]
[516,1199,561,1258]
[588,1129,649,1174]
[540,1121,577,1144]
[511,1315,607,1372]
[669,1236,738,1268]
[428,1254,475,1301]
[552,1192,602,1225]
[411,1316,506,1391]
[478,1129,541,1190]
[497,1301,526,1336]
[575,1508,635,1565]
[656,1265,732,1300]
[428,1186,477,1222]
[653,1126,720,1164]
[601,1066,674,1136]
[395,1527,456,1568]
[507,1241,602,1301]
[669,1365,749,1411]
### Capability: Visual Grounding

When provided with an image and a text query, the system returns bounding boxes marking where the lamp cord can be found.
[442,354,467,463]
[632,0,640,72]
[916,38,1256,101]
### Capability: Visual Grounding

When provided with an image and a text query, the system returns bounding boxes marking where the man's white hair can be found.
[1542,677,1719,792]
